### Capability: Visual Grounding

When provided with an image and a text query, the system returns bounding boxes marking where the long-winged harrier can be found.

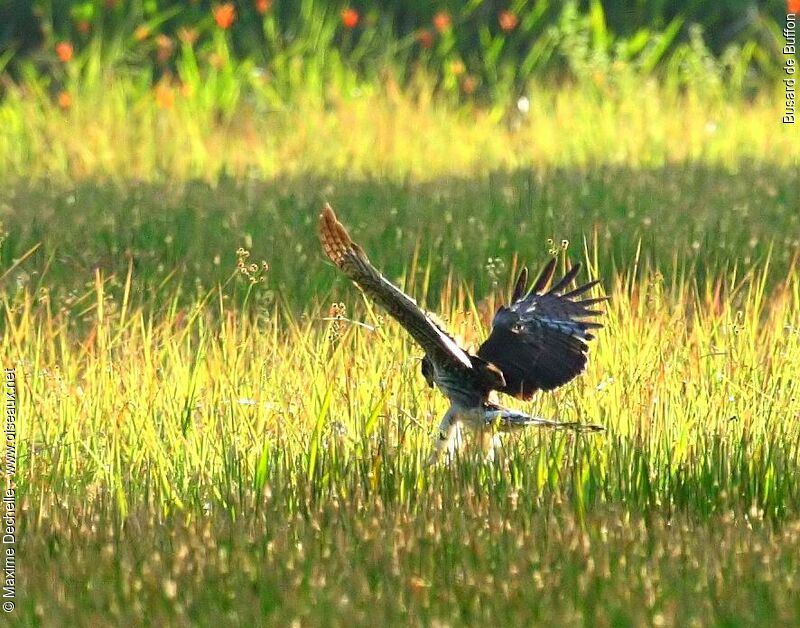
[319,204,606,462]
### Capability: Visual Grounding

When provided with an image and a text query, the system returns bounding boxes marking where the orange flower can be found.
[177,27,199,45]
[498,11,519,32]
[213,3,236,30]
[788,0,800,13]
[450,60,465,76]
[255,0,271,14]
[57,91,72,109]
[155,81,175,109]
[416,29,434,49]
[432,11,451,33]
[76,20,91,35]
[55,41,73,63]
[134,25,150,41]
[341,7,359,29]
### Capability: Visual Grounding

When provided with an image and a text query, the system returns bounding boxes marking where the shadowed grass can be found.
[1,165,798,310]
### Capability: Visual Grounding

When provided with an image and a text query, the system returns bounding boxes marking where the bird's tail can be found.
[484,408,605,432]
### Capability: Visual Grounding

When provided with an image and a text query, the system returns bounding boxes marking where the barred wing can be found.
[319,204,473,371]
[477,258,606,399]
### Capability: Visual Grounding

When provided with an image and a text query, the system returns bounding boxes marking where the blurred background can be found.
[0,0,797,307]
[0,0,795,179]
[1,0,793,94]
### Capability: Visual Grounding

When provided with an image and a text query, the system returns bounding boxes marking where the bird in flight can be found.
[319,204,607,463]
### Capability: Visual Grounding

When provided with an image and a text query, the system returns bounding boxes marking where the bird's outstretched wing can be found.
[319,204,473,370]
[477,258,607,399]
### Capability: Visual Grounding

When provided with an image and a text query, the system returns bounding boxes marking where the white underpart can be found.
[427,407,460,465]
[426,405,588,465]
[444,422,465,460]
[427,406,525,465]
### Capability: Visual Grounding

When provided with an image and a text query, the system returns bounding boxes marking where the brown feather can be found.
[319,204,474,372]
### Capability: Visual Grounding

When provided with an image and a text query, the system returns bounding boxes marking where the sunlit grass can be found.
[11,250,800,511]
[0,75,795,182]
[6,233,800,623]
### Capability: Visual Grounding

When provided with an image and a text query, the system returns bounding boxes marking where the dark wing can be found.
[477,258,607,399]
[319,204,473,370]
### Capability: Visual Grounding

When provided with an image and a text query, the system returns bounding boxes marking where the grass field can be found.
[2,72,800,625]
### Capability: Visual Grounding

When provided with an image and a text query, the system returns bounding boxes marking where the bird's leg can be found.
[479,428,495,462]
[426,407,457,466]
[479,424,503,463]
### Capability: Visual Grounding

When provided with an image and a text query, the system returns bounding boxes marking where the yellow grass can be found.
[0,78,795,182]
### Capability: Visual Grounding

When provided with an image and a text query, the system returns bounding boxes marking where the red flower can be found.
[498,11,519,32]
[55,41,73,63]
[416,29,434,49]
[255,0,271,14]
[433,11,451,33]
[155,34,174,63]
[341,7,359,29]
[76,20,91,35]
[461,75,477,95]
[788,0,800,13]
[213,3,236,30]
